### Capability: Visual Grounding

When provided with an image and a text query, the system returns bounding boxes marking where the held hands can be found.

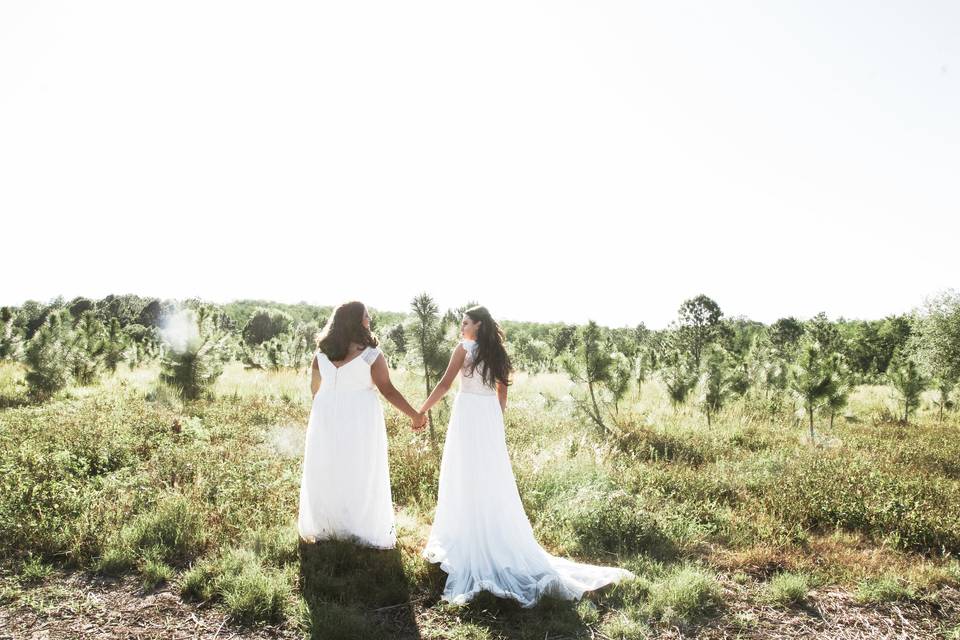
[410,411,427,432]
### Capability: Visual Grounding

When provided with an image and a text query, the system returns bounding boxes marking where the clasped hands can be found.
[410,410,428,432]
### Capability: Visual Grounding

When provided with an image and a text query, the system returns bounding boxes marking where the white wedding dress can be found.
[298,346,396,549]
[423,339,634,607]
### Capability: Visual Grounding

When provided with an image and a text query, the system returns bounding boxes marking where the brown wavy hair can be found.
[465,306,512,387]
[316,301,378,361]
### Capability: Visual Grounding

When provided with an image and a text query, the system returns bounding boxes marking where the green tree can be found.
[697,345,736,427]
[0,307,21,360]
[123,324,160,367]
[769,317,805,358]
[549,324,579,359]
[910,291,960,421]
[887,351,928,424]
[290,321,321,371]
[932,377,955,423]
[661,349,697,407]
[676,294,723,368]
[159,307,229,400]
[382,323,408,368]
[102,317,128,373]
[410,293,450,441]
[560,321,629,435]
[24,310,73,400]
[634,347,654,396]
[788,339,837,441]
[241,308,293,346]
[68,310,106,385]
[823,352,850,429]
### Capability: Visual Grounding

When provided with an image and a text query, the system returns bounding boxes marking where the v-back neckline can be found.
[326,347,369,370]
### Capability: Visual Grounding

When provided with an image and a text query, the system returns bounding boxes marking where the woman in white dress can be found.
[418,306,634,607]
[298,301,426,549]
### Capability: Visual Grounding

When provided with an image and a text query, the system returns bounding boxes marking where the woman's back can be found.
[458,339,496,396]
[315,346,381,394]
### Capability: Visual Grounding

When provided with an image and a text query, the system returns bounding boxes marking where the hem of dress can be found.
[421,545,633,609]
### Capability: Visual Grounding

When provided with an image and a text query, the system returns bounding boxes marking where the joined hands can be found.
[411,411,427,432]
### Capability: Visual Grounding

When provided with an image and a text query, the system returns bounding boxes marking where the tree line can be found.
[1,291,957,440]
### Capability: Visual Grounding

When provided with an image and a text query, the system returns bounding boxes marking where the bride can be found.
[418,305,634,607]
[298,301,425,549]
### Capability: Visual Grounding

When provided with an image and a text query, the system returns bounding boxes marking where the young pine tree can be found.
[887,351,928,423]
[410,293,451,441]
[159,307,229,400]
[823,352,851,429]
[560,321,631,435]
[68,310,107,385]
[788,339,837,441]
[697,345,736,427]
[24,310,73,400]
[103,317,128,373]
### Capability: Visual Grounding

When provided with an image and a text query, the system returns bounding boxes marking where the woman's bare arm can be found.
[310,355,321,398]
[370,354,422,420]
[419,345,467,414]
[496,380,508,412]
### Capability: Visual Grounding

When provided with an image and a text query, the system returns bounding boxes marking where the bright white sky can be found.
[1,1,957,329]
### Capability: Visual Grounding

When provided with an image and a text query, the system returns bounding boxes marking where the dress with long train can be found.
[423,338,634,607]
[298,346,396,549]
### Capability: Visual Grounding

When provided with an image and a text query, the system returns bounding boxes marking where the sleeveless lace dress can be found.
[297,346,396,549]
[423,338,634,607]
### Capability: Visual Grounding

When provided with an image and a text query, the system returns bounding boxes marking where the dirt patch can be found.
[0,569,300,640]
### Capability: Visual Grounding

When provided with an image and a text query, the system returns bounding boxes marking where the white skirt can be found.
[298,388,396,549]
[423,391,634,607]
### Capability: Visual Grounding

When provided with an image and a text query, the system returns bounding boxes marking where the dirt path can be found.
[2,569,958,639]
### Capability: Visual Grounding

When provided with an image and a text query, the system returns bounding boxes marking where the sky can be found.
[1,1,957,329]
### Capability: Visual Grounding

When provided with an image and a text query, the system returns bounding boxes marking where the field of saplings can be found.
[1,292,959,639]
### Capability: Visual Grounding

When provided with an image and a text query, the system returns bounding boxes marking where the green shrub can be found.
[19,555,53,583]
[180,558,218,601]
[121,493,207,564]
[537,487,675,559]
[763,572,810,606]
[141,557,174,589]
[219,559,293,625]
[642,565,721,626]
[855,575,916,604]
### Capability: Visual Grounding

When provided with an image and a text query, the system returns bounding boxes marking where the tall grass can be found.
[1,364,958,635]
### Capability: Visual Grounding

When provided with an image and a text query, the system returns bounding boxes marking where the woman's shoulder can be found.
[361,344,383,365]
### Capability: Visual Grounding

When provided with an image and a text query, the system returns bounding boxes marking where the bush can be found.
[855,575,916,604]
[764,572,810,606]
[121,493,208,565]
[141,557,174,589]
[537,487,675,559]
[642,565,722,626]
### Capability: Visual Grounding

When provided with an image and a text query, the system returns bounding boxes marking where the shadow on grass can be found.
[434,590,597,640]
[299,539,422,640]
[299,538,606,639]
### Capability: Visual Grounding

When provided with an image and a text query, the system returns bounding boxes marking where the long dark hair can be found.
[316,301,378,361]
[465,305,512,387]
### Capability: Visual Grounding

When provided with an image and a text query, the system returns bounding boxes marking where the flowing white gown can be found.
[298,346,396,549]
[423,339,634,607]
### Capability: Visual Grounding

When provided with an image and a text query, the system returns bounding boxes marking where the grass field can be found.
[1,360,959,639]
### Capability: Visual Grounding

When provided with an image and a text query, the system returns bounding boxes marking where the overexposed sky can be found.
[1,1,957,328]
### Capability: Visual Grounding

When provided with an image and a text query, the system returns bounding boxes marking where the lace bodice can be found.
[459,339,497,396]
[315,346,382,393]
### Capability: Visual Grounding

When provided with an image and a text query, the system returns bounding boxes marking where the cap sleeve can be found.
[362,346,382,365]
